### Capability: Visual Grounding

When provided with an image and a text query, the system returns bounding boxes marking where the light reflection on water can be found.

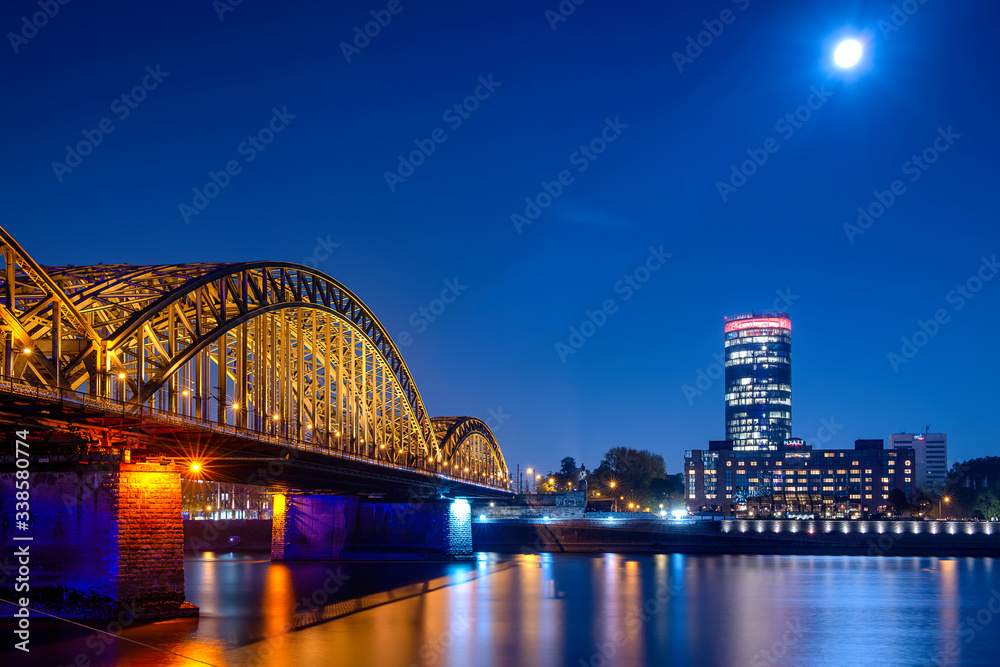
[12,553,1000,667]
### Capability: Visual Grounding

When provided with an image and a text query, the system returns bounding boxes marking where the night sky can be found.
[2,0,998,474]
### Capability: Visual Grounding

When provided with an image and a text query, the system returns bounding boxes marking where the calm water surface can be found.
[13,553,1000,667]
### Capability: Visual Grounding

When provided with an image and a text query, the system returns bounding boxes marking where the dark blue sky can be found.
[3,0,998,474]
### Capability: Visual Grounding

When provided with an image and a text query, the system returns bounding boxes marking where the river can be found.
[14,552,1000,667]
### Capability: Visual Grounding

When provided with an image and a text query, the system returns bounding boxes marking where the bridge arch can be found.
[0,228,509,489]
[433,417,509,487]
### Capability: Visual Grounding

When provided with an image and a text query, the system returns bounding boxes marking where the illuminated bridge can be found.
[0,225,510,619]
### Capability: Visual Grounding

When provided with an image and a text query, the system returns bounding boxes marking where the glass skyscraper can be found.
[724,312,792,451]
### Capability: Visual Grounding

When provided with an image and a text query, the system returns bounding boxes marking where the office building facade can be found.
[724,312,792,451]
[684,439,916,517]
[890,432,948,490]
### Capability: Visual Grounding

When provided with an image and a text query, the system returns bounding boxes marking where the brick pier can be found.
[0,463,197,620]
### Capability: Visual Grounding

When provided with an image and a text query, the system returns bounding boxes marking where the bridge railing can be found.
[0,375,511,492]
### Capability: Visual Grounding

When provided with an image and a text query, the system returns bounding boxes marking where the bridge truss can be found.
[0,226,509,490]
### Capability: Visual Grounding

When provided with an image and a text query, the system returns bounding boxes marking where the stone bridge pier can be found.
[1,465,476,621]
[0,462,197,620]
[270,494,473,561]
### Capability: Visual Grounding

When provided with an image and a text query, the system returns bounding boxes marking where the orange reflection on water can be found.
[936,558,960,663]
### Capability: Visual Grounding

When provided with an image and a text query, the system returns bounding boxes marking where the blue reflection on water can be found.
[9,553,1000,667]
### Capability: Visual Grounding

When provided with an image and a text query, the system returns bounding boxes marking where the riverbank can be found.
[180,517,1000,558]
[473,518,1000,557]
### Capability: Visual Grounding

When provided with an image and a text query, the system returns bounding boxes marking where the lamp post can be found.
[939,496,950,519]
[526,468,534,495]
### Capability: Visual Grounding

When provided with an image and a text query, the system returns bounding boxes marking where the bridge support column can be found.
[0,463,198,620]
[271,495,473,561]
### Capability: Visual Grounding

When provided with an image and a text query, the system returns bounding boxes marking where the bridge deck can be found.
[0,376,511,498]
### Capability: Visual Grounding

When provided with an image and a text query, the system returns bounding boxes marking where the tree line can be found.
[536,446,684,511]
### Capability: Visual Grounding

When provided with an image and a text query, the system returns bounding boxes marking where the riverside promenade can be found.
[472,517,1000,557]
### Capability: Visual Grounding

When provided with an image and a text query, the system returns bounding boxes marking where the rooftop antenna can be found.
[925,424,931,434]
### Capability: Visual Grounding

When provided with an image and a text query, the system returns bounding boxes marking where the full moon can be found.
[834,39,863,68]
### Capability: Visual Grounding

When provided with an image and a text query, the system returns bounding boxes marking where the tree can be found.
[888,488,910,515]
[942,457,1000,519]
[649,474,684,509]
[910,489,936,516]
[587,447,672,510]
[559,457,578,478]
[972,483,1000,521]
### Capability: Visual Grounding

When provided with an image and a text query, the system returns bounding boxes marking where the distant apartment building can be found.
[890,432,948,490]
[684,439,915,517]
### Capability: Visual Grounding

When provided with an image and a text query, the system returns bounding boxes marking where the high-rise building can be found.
[890,432,948,490]
[724,312,792,451]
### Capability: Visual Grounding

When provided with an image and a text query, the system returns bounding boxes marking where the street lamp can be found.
[939,496,950,519]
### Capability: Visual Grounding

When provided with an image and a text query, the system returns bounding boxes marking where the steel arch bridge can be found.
[0,226,509,492]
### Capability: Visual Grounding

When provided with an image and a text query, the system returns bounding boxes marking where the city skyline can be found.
[5,2,1000,666]
[2,0,998,477]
